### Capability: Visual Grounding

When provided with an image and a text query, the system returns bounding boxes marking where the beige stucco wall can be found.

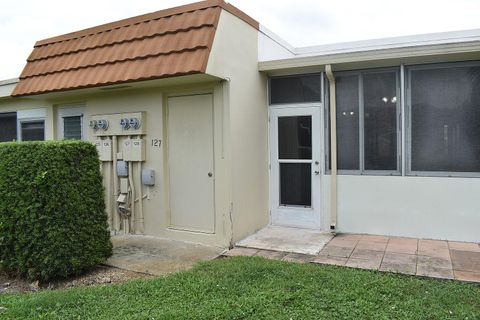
[207,11,269,243]
[0,79,234,248]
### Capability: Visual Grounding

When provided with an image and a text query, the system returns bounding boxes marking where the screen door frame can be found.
[269,105,321,229]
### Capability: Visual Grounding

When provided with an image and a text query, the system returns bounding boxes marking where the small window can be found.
[21,120,45,141]
[270,74,321,104]
[409,64,480,173]
[63,115,82,140]
[0,112,17,142]
[58,106,85,140]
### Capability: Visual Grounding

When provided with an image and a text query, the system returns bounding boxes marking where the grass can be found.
[1,257,479,319]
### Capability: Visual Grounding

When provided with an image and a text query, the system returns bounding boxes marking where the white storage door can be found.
[167,94,215,233]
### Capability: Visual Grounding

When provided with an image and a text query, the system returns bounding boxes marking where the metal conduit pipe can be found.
[136,161,144,234]
[103,137,113,229]
[325,64,338,230]
[128,150,135,234]
[112,135,119,233]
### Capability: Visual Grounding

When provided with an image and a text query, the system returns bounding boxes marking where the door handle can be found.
[208,172,213,177]
[314,171,320,175]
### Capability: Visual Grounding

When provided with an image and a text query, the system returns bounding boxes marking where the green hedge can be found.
[0,141,112,281]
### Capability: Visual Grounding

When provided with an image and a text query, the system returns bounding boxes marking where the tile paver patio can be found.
[386,237,418,255]
[254,249,287,260]
[282,253,315,263]
[313,255,347,266]
[226,233,480,283]
[380,252,417,275]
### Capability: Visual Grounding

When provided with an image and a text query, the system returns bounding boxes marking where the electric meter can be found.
[97,119,109,130]
[128,117,140,129]
[89,120,98,130]
[120,118,130,130]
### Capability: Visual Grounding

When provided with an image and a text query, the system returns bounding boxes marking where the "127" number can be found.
[151,139,162,148]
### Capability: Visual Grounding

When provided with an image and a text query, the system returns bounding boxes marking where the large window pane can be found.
[21,121,45,141]
[410,65,480,172]
[0,112,17,142]
[364,72,398,170]
[280,163,311,206]
[278,116,312,159]
[336,75,359,170]
[63,116,82,140]
[270,74,321,104]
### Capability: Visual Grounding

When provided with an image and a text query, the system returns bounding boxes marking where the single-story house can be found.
[0,0,479,247]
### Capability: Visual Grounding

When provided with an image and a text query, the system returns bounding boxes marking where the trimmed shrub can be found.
[0,141,112,281]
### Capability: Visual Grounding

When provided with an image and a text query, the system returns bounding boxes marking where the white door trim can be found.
[269,105,322,229]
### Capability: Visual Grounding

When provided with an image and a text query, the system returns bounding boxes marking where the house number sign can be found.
[151,139,162,148]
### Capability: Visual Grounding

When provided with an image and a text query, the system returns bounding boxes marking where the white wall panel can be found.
[334,175,480,242]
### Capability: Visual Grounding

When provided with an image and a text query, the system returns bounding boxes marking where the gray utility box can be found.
[116,160,128,177]
[142,168,155,186]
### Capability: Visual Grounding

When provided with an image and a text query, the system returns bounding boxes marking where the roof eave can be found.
[10,71,208,98]
[10,73,223,100]
[258,41,480,72]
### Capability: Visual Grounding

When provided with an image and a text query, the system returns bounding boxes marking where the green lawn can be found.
[1,257,479,319]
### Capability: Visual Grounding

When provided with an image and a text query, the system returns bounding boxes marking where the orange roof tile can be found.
[12,0,258,97]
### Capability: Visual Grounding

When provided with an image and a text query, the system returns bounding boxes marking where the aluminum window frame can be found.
[326,67,402,176]
[0,111,18,142]
[18,118,46,142]
[268,73,323,106]
[405,60,480,178]
[16,108,47,142]
[58,105,86,140]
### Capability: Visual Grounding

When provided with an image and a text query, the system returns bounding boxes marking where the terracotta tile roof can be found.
[11,0,258,97]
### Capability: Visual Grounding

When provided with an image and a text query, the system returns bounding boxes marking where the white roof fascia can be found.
[258,24,296,61]
[259,28,480,71]
[259,41,480,71]
[295,28,480,56]
[259,24,296,54]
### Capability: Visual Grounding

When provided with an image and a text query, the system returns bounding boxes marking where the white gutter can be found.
[325,65,337,230]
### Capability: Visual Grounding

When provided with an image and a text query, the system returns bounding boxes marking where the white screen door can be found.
[269,106,321,228]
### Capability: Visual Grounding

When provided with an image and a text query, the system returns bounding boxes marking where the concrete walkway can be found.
[106,235,224,276]
[226,233,480,283]
[236,225,333,255]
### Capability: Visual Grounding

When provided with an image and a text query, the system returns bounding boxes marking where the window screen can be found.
[21,121,45,141]
[0,112,17,142]
[331,69,400,173]
[278,115,313,206]
[410,65,480,173]
[278,116,312,160]
[270,74,321,104]
[363,72,398,170]
[336,75,360,170]
[63,116,82,140]
[280,163,311,206]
